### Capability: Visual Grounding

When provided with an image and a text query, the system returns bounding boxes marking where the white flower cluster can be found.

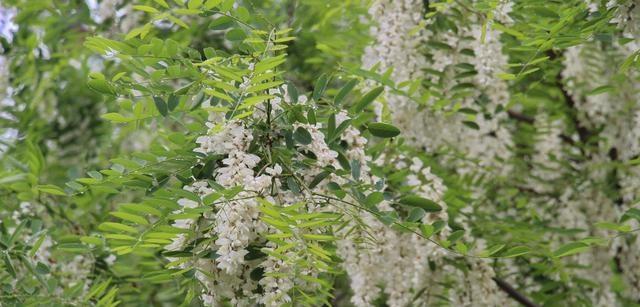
[187,121,275,304]
[0,6,18,44]
[562,45,621,128]
[450,259,511,307]
[168,88,350,305]
[559,13,640,299]
[552,185,619,305]
[339,154,506,306]
[84,0,141,32]
[528,113,567,192]
[294,123,339,167]
[0,31,18,155]
[605,0,640,35]
[355,1,516,305]
[168,77,465,305]
[364,0,513,177]
[362,0,431,145]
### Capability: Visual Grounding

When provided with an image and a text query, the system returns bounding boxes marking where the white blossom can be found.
[0,6,18,43]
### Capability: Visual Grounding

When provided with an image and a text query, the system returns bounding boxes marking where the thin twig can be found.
[492,277,540,307]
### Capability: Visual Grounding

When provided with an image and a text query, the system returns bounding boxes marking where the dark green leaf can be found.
[334,79,358,105]
[312,74,329,101]
[210,16,234,30]
[350,160,361,181]
[364,192,384,207]
[293,127,312,145]
[398,195,442,212]
[35,262,50,275]
[309,171,330,189]
[154,96,168,117]
[287,177,300,194]
[407,207,426,222]
[350,86,384,114]
[462,121,479,130]
[368,122,401,138]
[3,254,16,278]
[168,95,179,111]
[287,82,298,103]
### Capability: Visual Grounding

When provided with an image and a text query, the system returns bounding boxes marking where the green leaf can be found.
[462,121,479,130]
[492,23,526,40]
[168,95,179,111]
[169,15,189,28]
[595,222,631,232]
[210,16,234,30]
[293,127,312,145]
[368,122,401,138]
[226,28,246,41]
[334,79,358,105]
[0,173,27,185]
[85,279,111,302]
[302,234,336,241]
[364,192,384,207]
[312,73,329,101]
[174,8,200,15]
[309,171,330,189]
[501,246,531,258]
[586,85,614,96]
[110,212,150,225]
[37,184,67,196]
[287,177,300,194]
[407,207,426,222]
[420,224,434,237]
[553,242,589,258]
[254,55,287,74]
[101,113,133,123]
[621,208,640,223]
[620,50,639,73]
[205,0,222,9]
[188,0,203,9]
[350,160,361,181]
[87,79,115,95]
[154,0,170,8]
[202,192,222,205]
[120,204,162,216]
[35,262,50,275]
[497,73,516,80]
[327,113,336,137]
[98,222,138,234]
[80,236,104,246]
[479,244,506,257]
[205,89,234,102]
[455,242,468,254]
[287,82,299,103]
[133,5,159,13]
[398,195,442,212]
[105,234,137,241]
[328,119,352,143]
[29,235,47,257]
[154,96,168,116]
[3,254,16,278]
[350,86,384,114]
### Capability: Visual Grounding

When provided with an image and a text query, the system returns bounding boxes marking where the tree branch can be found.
[507,110,535,124]
[492,277,540,307]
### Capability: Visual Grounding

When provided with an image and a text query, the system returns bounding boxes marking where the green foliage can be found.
[1,0,640,305]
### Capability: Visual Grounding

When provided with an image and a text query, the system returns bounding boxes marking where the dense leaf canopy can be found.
[1,0,640,306]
